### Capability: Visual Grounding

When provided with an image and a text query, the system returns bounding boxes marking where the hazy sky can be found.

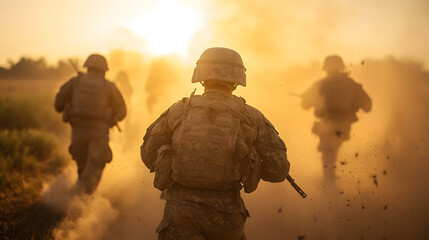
[0,0,428,67]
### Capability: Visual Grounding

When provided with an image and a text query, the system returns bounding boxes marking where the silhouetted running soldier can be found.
[55,53,126,194]
[301,55,371,186]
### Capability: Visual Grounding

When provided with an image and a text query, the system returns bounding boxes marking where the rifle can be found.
[68,59,84,75]
[286,175,307,198]
[68,59,122,132]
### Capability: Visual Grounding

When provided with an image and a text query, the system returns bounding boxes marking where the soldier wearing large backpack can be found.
[141,47,290,239]
[55,53,126,194]
[301,55,371,184]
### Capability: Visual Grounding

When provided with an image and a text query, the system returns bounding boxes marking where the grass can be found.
[0,87,71,239]
[0,94,66,135]
[0,129,67,191]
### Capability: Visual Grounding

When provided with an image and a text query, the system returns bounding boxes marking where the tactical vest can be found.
[171,95,246,190]
[71,75,110,121]
[319,77,355,113]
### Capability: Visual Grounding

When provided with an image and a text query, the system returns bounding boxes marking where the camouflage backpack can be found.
[171,94,247,190]
[70,74,111,121]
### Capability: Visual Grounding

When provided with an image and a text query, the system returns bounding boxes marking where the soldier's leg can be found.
[69,128,89,179]
[157,201,206,240]
[317,122,339,183]
[204,205,247,240]
[78,137,112,194]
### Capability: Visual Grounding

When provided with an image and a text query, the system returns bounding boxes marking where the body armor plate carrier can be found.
[71,75,110,121]
[171,95,245,190]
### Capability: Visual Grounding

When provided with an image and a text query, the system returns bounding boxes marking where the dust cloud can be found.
[144,57,182,113]
[40,52,429,239]
[39,3,429,237]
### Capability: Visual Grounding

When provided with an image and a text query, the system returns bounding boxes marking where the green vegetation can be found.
[0,89,70,239]
[0,57,74,79]
[0,95,65,134]
[0,92,69,191]
[0,129,67,189]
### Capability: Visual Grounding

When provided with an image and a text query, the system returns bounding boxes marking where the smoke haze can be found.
[38,52,429,239]
[28,0,429,239]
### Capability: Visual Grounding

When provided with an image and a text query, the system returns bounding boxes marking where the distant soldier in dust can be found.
[301,55,371,184]
[114,70,133,103]
[54,53,126,194]
[141,47,291,239]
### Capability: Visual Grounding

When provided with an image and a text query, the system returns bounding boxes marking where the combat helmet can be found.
[322,55,345,73]
[83,54,109,72]
[191,47,246,86]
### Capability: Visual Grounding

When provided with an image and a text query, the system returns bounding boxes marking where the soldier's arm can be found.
[356,84,372,112]
[54,78,75,112]
[255,118,290,182]
[140,100,187,171]
[108,83,127,122]
[301,82,319,110]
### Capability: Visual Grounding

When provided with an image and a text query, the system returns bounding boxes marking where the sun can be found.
[128,1,202,56]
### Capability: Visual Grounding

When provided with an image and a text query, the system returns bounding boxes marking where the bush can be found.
[0,129,62,189]
[0,95,66,134]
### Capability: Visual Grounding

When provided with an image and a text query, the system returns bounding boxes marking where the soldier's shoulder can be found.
[164,95,196,116]
[60,75,80,88]
[343,75,363,87]
[103,78,118,87]
[240,99,265,123]
[310,78,326,88]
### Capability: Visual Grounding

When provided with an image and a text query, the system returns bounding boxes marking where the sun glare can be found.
[128,1,202,56]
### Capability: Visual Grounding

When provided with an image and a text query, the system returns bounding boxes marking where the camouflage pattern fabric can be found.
[157,200,247,240]
[171,94,244,190]
[141,90,290,236]
[161,182,247,214]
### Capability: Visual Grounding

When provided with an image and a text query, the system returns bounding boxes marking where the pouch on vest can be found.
[153,145,174,191]
[71,75,110,121]
[242,147,261,193]
[171,96,245,190]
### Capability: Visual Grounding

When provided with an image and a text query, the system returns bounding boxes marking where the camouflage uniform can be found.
[55,70,126,194]
[141,90,290,240]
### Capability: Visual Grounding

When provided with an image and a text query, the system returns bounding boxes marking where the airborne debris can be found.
[340,161,347,165]
[298,235,306,240]
[372,175,378,187]
[384,204,388,210]
[361,60,365,65]
[278,207,282,213]
[355,152,359,158]
[362,206,365,210]
[383,169,387,175]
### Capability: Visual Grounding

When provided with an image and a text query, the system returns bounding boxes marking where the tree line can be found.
[0,57,75,80]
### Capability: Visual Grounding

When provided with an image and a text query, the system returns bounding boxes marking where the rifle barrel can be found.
[286,175,307,198]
